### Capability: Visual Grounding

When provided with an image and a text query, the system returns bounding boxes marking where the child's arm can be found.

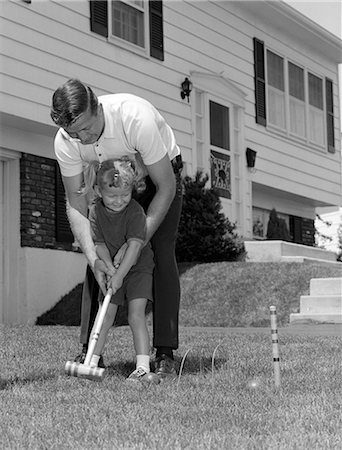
[96,244,116,278]
[109,239,143,293]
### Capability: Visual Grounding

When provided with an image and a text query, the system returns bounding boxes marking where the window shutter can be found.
[253,38,266,126]
[289,216,303,244]
[149,1,164,61]
[90,0,108,38]
[55,163,74,243]
[326,78,335,153]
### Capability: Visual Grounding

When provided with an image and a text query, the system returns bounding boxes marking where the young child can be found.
[82,157,154,381]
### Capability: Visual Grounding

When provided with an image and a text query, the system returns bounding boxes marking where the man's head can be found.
[51,79,104,144]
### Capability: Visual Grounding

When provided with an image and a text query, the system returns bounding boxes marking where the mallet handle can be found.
[84,288,113,366]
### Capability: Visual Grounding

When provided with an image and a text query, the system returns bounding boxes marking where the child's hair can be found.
[81,156,146,198]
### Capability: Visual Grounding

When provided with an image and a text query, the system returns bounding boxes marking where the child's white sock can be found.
[136,354,150,373]
[90,354,100,368]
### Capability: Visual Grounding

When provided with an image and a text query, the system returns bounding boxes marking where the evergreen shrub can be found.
[266,208,291,241]
[176,171,245,263]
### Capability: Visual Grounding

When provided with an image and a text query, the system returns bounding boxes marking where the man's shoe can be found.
[154,354,177,380]
[74,351,105,368]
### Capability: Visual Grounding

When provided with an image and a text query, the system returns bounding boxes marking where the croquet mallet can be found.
[65,287,113,381]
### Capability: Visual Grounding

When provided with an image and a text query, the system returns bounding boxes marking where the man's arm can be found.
[62,173,97,268]
[62,173,110,292]
[144,154,176,242]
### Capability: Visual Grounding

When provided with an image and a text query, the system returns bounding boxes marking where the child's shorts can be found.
[109,271,153,306]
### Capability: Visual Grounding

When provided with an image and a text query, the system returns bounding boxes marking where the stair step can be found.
[300,295,342,313]
[310,278,342,295]
[281,256,341,266]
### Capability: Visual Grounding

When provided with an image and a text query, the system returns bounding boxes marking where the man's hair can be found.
[50,78,98,128]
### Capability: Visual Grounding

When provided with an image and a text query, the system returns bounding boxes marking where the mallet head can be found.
[65,361,105,382]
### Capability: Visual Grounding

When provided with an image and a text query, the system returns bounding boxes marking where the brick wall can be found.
[20,153,75,251]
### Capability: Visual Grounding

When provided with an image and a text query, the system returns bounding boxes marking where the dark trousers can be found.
[79,168,183,350]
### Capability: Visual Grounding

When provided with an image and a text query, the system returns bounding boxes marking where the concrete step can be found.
[245,240,337,263]
[299,295,342,313]
[281,256,342,266]
[310,278,342,295]
[290,276,342,324]
[289,313,342,324]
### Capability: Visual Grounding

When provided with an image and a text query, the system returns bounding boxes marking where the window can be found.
[209,101,231,199]
[253,38,335,152]
[111,1,145,48]
[267,50,285,129]
[308,73,324,146]
[90,0,164,60]
[252,207,291,241]
[288,62,305,137]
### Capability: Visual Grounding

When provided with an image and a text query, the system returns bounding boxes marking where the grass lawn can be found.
[1,262,341,449]
[37,261,342,328]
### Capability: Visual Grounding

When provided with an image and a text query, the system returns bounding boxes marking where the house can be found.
[1,0,341,324]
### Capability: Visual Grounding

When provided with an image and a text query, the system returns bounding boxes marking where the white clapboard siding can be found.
[0,0,340,202]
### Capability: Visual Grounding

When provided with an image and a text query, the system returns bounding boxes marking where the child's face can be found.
[99,186,132,212]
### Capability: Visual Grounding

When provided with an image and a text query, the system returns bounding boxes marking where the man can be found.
[51,79,183,378]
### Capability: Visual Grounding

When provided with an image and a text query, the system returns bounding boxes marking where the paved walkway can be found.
[181,323,342,337]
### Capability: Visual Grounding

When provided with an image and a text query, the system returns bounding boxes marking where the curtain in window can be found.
[267,51,284,90]
[308,73,324,145]
[267,51,285,128]
[112,1,144,47]
[289,62,305,137]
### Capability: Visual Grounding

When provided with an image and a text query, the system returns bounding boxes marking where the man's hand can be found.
[94,259,113,295]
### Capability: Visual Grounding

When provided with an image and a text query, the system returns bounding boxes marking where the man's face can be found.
[63,105,104,145]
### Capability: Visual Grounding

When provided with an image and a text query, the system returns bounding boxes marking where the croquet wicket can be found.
[270,305,281,388]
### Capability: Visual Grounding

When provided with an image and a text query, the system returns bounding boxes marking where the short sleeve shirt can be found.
[54,93,180,177]
[89,198,154,274]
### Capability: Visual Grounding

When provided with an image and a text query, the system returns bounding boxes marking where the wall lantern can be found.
[246,148,257,168]
[180,77,193,102]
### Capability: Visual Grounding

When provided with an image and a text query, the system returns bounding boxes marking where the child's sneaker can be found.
[126,367,149,382]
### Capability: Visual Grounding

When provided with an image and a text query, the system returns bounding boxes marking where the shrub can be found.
[176,171,245,263]
[266,208,291,241]
[337,222,342,262]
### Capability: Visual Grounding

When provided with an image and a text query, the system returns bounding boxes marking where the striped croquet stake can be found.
[270,305,281,388]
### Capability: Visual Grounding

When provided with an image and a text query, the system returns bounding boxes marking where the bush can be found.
[176,171,245,263]
[266,208,291,241]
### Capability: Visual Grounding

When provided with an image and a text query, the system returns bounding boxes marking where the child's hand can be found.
[113,243,127,268]
[108,273,124,293]
[106,263,116,278]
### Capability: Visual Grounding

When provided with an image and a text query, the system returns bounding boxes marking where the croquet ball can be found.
[247,378,262,389]
[141,372,160,385]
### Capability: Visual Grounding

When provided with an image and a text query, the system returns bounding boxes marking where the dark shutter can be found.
[90,0,108,38]
[149,1,164,61]
[302,218,315,246]
[326,78,335,153]
[253,38,266,126]
[289,216,303,245]
[55,163,74,243]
